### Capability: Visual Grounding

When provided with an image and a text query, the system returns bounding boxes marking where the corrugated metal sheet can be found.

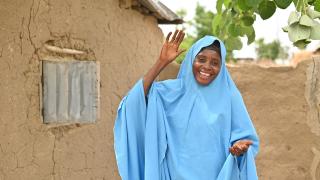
[42,61,98,123]
[137,0,183,24]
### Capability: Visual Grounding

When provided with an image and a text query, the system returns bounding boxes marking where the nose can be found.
[203,62,213,70]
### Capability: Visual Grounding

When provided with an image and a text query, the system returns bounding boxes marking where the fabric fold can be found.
[114,35,259,180]
[114,79,147,180]
[217,147,258,180]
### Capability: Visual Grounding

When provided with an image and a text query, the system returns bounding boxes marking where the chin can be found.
[195,76,214,86]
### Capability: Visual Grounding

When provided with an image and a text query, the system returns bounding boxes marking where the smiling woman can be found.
[192,41,221,85]
[114,30,259,180]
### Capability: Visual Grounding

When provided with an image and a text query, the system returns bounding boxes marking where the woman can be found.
[114,30,259,180]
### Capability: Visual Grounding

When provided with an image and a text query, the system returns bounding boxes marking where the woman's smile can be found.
[193,49,221,85]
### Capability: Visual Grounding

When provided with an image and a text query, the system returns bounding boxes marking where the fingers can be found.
[174,30,183,43]
[166,32,172,42]
[167,30,184,44]
[230,140,253,156]
[177,31,185,45]
[242,140,253,146]
[170,30,179,43]
[229,147,235,155]
[229,146,241,156]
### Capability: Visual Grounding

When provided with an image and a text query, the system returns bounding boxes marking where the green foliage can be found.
[176,9,187,17]
[175,35,195,64]
[175,4,232,64]
[258,1,277,20]
[193,4,215,41]
[283,6,320,48]
[315,0,320,11]
[211,0,257,59]
[212,0,320,50]
[174,4,215,64]
[255,38,289,60]
[288,23,311,42]
[174,0,320,63]
[275,0,293,9]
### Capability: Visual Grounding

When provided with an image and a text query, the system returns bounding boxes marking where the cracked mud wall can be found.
[229,60,320,180]
[159,59,320,179]
[0,0,162,179]
[305,58,320,137]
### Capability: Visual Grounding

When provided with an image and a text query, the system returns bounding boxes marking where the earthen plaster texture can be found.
[1,0,320,179]
[0,0,162,179]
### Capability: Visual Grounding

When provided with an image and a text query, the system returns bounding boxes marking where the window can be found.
[41,60,100,124]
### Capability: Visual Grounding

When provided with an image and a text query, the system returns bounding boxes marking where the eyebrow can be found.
[196,55,206,58]
[196,55,220,62]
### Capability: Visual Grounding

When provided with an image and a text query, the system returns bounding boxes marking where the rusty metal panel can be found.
[42,61,98,123]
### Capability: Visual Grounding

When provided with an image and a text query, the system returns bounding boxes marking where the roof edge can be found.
[137,0,183,24]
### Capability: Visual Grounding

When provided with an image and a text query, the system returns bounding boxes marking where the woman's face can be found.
[192,49,221,85]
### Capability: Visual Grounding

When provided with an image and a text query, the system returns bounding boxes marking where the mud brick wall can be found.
[0,0,162,179]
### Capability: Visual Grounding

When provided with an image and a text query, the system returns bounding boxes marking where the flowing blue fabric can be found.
[114,36,259,180]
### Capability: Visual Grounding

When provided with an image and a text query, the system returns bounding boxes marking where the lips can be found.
[199,71,212,79]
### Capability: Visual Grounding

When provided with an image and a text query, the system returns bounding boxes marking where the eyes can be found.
[196,57,220,67]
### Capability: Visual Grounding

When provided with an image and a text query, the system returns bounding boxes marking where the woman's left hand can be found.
[229,140,253,156]
[158,30,185,66]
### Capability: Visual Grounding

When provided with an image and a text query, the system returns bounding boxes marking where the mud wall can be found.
[0,0,162,179]
[159,59,320,180]
[1,0,320,179]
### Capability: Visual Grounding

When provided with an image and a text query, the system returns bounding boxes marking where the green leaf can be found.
[237,0,251,11]
[233,37,243,50]
[308,0,316,5]
[293,39,311,49]
[282,25,290,32]
[225,37,243,50]
[293,0,304,12]
[212,13,222,35]
[242,25,254,36]
[258,0,277,20]
[246,0,263,7]
[238,24,251,36]
[228,23,253,38]
[224,0,232,7]
[274,0,292,9]
[299,14,315,26]
[228,23,240,37]
[310,22,320,39]
[247,27,256,44]
[216,0,224,13]
[307,7,320,18]
[288,23,311,42]
[315,0,320,11]
[288,11,300,25]
[241,16,255,26]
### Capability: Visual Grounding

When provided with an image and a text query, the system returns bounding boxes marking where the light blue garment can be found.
[114,36,259,180]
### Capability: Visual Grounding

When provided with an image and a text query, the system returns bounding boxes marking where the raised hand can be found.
[158,30,185,66]
[229,140,253,156]
[142,30,185,96]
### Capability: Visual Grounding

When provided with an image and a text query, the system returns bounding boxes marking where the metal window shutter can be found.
[42,61,98,123]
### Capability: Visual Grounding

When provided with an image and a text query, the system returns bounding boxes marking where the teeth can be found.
[200,71,210,77]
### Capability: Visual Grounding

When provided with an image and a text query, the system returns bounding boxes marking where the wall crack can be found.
[51,135,57,180]
[311,147,320,180]
[305,57,320,136]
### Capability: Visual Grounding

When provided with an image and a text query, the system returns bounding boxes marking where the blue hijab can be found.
[114,36,259,180]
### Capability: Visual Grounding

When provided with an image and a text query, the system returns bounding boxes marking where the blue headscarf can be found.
[114,36,259,180]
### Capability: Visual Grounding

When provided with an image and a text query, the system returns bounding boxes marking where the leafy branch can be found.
[213,0,320,52]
